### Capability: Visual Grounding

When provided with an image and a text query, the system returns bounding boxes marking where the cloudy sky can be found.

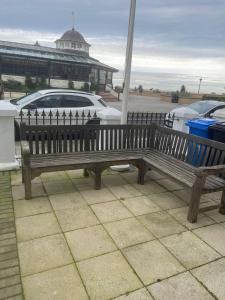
[0,0,225,92]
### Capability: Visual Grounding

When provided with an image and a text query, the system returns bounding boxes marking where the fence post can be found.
[0,102,19,170]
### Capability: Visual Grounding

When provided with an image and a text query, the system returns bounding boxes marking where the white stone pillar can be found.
[0,101,19,171]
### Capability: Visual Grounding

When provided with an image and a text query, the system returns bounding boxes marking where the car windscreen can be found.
[16,92,42,106]
[188,102,218,114]
[98,98,107,107]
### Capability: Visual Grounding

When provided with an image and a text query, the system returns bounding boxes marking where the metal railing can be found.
[127,112,175,128]
[17,109,100,126]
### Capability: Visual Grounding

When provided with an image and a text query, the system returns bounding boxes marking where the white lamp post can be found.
[121,0,136,124]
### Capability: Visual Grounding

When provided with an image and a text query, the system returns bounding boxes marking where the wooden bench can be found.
[21,123,225,223]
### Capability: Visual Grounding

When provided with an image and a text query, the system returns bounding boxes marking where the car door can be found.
[22,95,61,125]
[59,94,96,125]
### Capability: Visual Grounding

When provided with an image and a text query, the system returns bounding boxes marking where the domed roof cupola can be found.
[55,27,91,55]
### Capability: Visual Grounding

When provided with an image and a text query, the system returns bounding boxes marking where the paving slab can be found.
[12,183,46,200]
[41,171,69,182]
[14,197,52,218]
[161,231,220,269]
[23,264,88,300]
[194,224,225,255]
[80,188,116,205]
[16,213,61,242]
[49,192,86,211]
[157,178,183,191]
[18,234,73,276]
[121,196,161,216]
[65,225,117,261]
[77,251,142,300]
[133,181,166,195]
[123,240,185,285]
[55,205,99,232]
[138,211,186,238]
[66,169,84,178]
[114,288,153,300]
[168,207,215,229]
[149,192,187,210]
[104,218,154,248]
[91,201,132,223]
[43,180,77,195]
[149,271,214,300]
[204,209,225,223]
[109,184,142,199]
[191,258,225,300]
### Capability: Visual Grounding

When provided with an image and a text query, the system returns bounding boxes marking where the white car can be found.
[10,89,121,140]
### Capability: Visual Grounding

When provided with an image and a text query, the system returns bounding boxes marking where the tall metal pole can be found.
[198,77,202,94]
[121,0,136,124]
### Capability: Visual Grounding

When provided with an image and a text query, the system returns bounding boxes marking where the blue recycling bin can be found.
[185,119,218,166]
[186,118,218,138]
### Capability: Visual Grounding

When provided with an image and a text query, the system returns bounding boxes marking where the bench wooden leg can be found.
[24,167,32,200]
[83,168,89,178]
[94,167,102,190]
[187,176,206,223]
[137,161,147,185]
[219,189,225,215]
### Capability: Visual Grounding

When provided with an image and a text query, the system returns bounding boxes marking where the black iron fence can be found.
[17,109,100,126]
[127,112,175,128]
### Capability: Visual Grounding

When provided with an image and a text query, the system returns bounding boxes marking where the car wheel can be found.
[14,121,20,141]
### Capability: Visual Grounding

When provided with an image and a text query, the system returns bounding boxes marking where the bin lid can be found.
[186,118,218,129]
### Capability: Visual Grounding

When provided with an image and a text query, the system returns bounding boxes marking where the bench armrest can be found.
[195,165,225,176]
[21,141,30,165]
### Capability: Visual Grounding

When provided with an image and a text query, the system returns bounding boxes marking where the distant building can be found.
[0,27,117,90]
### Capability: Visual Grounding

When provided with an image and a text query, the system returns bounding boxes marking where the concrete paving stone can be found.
[73,177,97,191]
[5,295,23,300]
[0,275,20,289]
[121,196,161,216]
[0,203,13,210]
[0,266,20,279]
[55,205,99,232]
[18,234,73,276]
[22,264,88,300]
[168,207,215,229]
[66,169,84,179]
[206,191,222,202]
[173,188,191,203]
[204,209,225,223]
[123,240,185,285]
[43,180,76,195]
[12,183,46,200]
[114,288,153,300]
[0,232,16,241]
[194,224,225,255]
[105,218,155,248]
[0,221,14,230]
[0,251,18,262]
[109,184,142,199]
[65,225,117,261]
[146,170,166,181]
[0,284,22,299]
[149,271,214,300]
[120,171,139,184]
[14,197,52,218]
[0,258,18,270]
[157,178,183,192]
[80,188,116,205]
[133,181,166,195]
[102,174,128,187]
[16,213,61,242]
[0,217,14,224]
[138,211,186,238]
[148,192,187,210]
[191,258,225,300]
[41,171,69,182]
[0,208,13,215]
[78,251,142,300]
[161,231,220,269]
[49,192,86,211]
[91,201,132,223]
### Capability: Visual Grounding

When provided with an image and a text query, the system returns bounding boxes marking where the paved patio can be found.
[7,167,225,299]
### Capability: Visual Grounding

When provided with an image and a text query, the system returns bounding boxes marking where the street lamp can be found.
[198,77,203,94]
[121,0,136,124]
